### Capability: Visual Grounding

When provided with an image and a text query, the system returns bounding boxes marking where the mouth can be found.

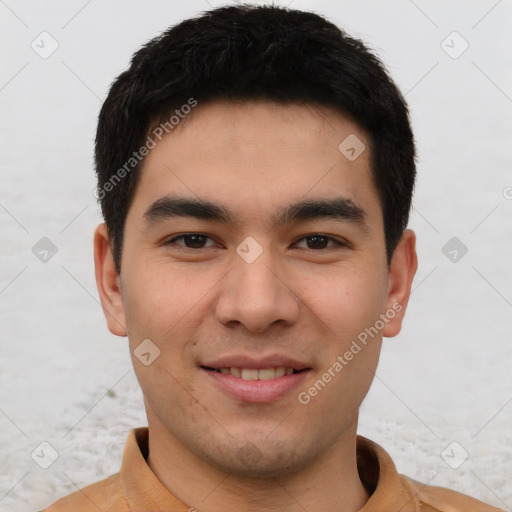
[200,365,312,402]
[201,366,308,380]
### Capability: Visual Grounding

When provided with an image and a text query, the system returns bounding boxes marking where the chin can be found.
[201,441,312,480]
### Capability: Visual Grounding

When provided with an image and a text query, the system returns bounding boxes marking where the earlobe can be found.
[382,229,418,338]
[93,223,127,336]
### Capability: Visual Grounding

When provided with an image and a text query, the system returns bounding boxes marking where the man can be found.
[44,4,502,511]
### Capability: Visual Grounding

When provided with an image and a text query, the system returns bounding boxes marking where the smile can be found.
[201,366,311,402]
[203,366,305,380]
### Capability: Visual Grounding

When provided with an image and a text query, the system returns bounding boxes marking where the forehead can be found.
[130,99,382,231]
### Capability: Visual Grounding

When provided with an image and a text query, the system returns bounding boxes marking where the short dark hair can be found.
[95,4,416,273]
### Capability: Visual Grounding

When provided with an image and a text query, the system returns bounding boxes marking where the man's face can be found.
[101,100,411,477]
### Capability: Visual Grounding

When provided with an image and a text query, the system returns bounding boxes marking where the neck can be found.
[146,411,370,512]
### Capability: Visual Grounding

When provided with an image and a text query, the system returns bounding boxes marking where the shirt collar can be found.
[357,435,418,511]
[120,427,190,510]
[120,427,418,511]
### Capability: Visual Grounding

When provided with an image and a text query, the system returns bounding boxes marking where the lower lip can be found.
[202,368,310,403]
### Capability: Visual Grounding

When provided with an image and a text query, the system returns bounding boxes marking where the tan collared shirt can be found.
[44,427,503,511]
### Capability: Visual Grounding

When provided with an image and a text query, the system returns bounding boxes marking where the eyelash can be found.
[165,233,348,251]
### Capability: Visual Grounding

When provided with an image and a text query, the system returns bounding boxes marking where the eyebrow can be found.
[143,195,368,230]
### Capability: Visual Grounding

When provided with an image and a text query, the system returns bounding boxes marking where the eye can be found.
[164,233,348,251]
[165,233,217,249]
[294,234,347,250]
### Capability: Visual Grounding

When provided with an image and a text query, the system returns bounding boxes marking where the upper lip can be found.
[201,355,310,370]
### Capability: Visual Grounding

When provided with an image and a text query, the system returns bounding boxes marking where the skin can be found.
[94,99,417,512]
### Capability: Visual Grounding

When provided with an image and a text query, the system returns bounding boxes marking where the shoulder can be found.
[400,475,505,512]
[42,473,130,512]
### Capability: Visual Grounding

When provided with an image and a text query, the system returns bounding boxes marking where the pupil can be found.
[186,235,206,248]
[308,235,327,249]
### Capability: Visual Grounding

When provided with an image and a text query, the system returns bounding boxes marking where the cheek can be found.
[302,264,388,338]
[122,262,217,384]
[122,262,203,337]
[123,266,201,410]
[300,264,387,409]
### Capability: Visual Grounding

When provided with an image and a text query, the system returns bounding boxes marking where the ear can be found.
[93,223,127,336]
[382,229,418,338]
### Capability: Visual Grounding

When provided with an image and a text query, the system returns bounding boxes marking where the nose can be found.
[214,242,300,333]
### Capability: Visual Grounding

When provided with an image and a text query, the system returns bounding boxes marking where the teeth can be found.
[241,368,259,380]
[275,367,286,377]
[258,368,276,380]
[218,367,297,380]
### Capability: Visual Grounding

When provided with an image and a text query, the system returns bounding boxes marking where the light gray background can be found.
[1,1,511,510]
